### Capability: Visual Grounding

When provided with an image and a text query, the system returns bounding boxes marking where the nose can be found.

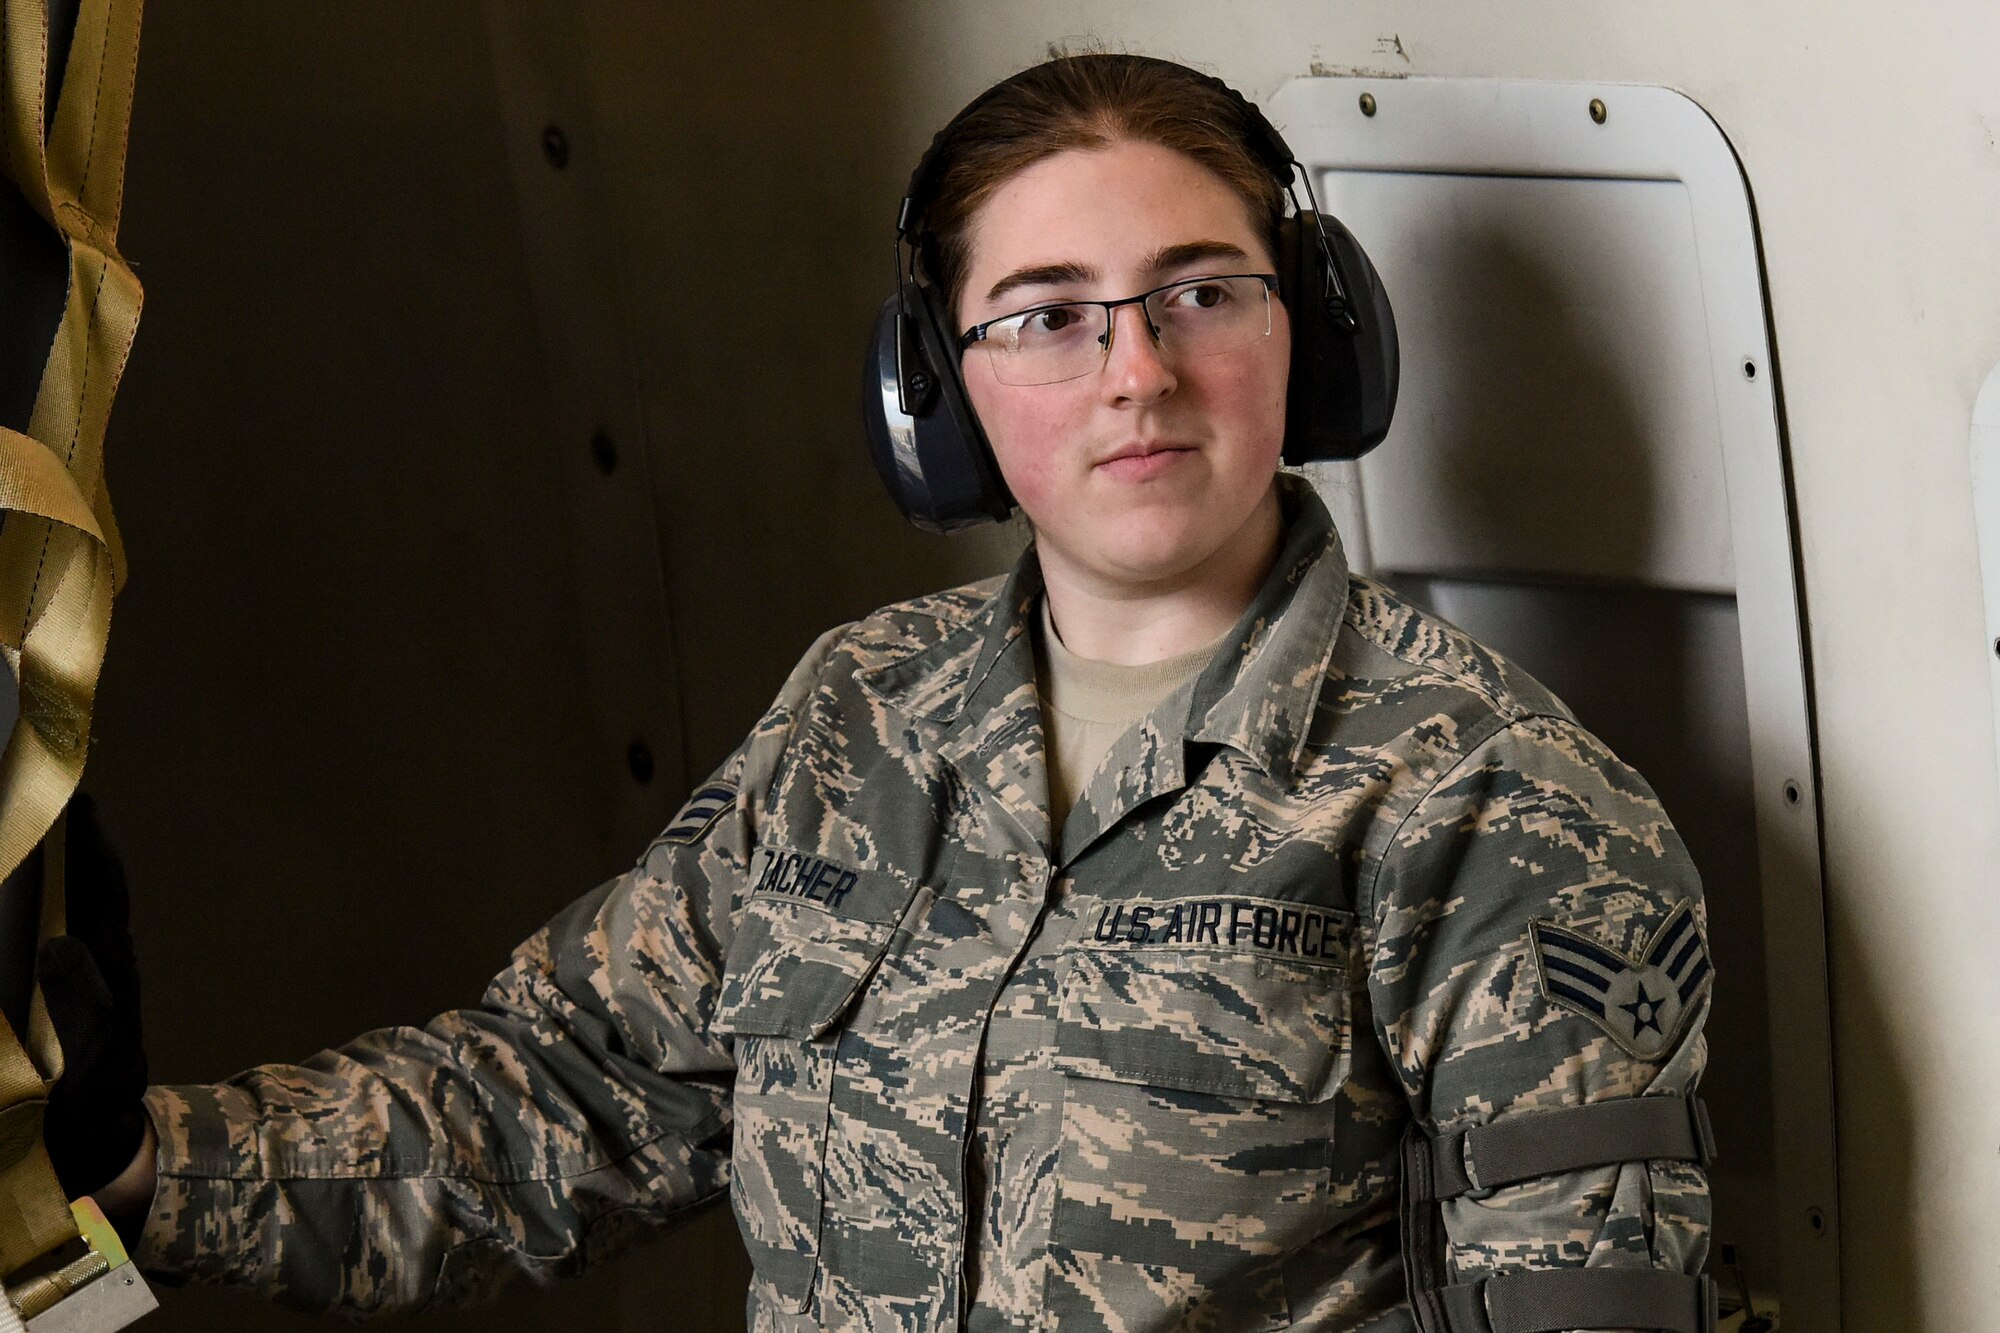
[1100,302,1176,405]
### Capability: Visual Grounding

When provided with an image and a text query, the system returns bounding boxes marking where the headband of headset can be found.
[861,54,1399,533]
[897,60,1296,243]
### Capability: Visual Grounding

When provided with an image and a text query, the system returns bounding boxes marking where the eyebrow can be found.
[981,239,1254,308]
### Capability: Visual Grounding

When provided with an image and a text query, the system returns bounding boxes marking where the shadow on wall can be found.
[1386,225,1663,581]
[1826,907,1914,1330]
[1372,224,1831,1303]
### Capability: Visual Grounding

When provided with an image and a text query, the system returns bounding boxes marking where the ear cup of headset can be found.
[1279,211,1400,464]
[861,281,1014,533]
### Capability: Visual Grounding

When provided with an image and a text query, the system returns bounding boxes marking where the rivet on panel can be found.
[590,430,619,475]
[542,124,570,169]
[1359,92,1378,117]
[627,739,655,785]
[1589,98,1608,125]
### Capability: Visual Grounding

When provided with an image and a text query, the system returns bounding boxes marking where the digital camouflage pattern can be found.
[136,478,1710,1329]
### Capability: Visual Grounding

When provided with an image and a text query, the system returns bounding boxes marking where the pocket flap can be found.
[712,855,914,1041]
[1053,949,1351,1103]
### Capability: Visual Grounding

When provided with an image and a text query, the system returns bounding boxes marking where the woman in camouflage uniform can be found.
[81,53,1714,1333]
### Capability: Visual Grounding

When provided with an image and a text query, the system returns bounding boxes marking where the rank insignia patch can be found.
[1530,903,1712,1060]
[659,782,737,845]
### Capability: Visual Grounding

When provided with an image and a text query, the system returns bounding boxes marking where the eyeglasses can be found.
[957,273,1279,387]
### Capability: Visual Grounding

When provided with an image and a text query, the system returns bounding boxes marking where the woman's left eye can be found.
[1165,282,1230,310]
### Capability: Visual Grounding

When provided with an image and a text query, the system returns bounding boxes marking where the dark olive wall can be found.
[569,5,1019,773]
[85,3,1006,1329]
[96,4,636,1328]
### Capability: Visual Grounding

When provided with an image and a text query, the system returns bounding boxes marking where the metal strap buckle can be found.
[9,1201,156,1332]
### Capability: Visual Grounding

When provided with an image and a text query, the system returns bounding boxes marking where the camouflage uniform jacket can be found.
[136,479,1712,1329]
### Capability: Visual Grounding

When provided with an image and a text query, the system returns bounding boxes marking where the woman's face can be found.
[957,139,1290,596]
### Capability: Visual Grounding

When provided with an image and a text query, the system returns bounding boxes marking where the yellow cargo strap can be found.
[0,843,71,1296]
[0,0,145,1305]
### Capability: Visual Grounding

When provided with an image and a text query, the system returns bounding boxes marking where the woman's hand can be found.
[88,1117,157,1229]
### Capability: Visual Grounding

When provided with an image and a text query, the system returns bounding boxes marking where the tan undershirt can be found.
[1032,596,1218,833]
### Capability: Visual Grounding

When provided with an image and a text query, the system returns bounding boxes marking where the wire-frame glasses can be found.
[958,273,1279,386]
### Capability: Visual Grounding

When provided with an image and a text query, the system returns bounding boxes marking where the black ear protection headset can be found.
[862,55,1400,534]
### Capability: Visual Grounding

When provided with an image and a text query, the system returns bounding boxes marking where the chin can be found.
[1089,527,1224,587]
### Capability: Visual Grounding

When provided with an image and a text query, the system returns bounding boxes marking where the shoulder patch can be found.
[1530,902,1711,1060]
[659,782,738,845]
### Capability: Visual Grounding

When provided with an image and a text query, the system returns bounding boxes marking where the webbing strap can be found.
[0,0,145,1286]
[0,838,70,1274]
[0,426,112,880]
[0,0,143,878]
[1416,1096,1714,1202]
[1437,1269,1717,1333]
[0,1016,66,1270]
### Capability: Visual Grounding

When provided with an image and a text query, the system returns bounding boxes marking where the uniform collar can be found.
[1184,475,1350,784]
[855,556,1044,728]
[860,476,1349,786]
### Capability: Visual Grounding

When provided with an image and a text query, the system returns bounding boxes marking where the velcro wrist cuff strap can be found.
[1412,1094,1714,1203]
[1401,1095,1718,1333]
[1439,1270,1719,1333]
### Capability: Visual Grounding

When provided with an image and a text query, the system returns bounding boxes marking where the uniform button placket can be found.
[955,853,1057,1331]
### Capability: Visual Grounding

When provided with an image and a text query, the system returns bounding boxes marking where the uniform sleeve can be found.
[1366,714,1712,1293]
[132,628,850,1315]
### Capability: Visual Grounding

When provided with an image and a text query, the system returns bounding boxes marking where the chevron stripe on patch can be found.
[1643,901,1713,1003]
[659,782,737,845]
[1530,903,1711,1060]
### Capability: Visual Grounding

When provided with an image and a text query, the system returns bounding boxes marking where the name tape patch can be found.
[1531,902,1712,1060]
[749,847,861,913]
[1085,897,1352,966]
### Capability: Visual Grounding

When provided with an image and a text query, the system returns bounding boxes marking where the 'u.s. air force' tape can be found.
[658,782,737,845]
[1530,902,1712,1060]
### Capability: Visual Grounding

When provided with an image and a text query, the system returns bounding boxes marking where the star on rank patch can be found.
[1530,903,1712,1060]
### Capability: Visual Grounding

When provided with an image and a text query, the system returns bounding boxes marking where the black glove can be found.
[38,792,150,1200]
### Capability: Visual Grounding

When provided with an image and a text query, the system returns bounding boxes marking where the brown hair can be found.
[915,52,1286,318]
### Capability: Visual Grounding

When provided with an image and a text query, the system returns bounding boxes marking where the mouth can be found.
[1097,441,1196,467]
[1094,441,1198,482]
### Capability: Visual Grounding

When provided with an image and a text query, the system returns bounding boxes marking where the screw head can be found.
[541,124,570,169]
[1589,98,1608,125]
[1359,92,1378,117]
[590,430,619,475]
[626,739,655,785]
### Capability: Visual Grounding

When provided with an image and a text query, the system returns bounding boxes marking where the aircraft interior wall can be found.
[89,7,642,1331]
[65,2,2000,1331]
[91,5,1023,1330]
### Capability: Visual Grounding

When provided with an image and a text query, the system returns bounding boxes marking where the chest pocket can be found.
[1045,924,1358,1331]
[711,857,916,1313]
